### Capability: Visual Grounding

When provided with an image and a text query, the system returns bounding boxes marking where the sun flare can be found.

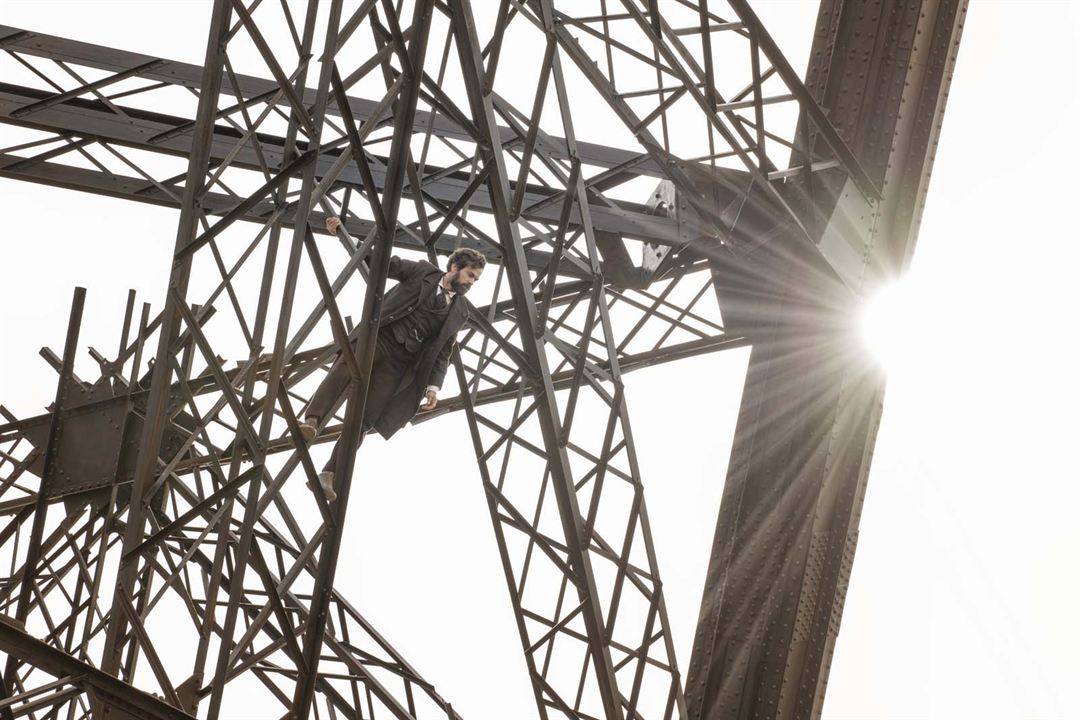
[860,279,919,372]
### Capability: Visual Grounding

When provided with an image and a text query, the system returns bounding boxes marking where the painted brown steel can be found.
[94,2,235,708]
[447,1,626,715]
[0,619,195,720]
[290,1,434,716]
[0,81,682,246]
[0,287,84,720]
[685,2,969,718]
[0,2,952,719]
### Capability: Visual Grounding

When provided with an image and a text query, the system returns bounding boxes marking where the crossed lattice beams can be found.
[0,2,873,718]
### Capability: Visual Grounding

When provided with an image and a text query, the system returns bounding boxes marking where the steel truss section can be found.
[0,23,682,250]
[0,2,902,719]
[685,1,969,718]
[0,612,195,720]
[1,2,463,718]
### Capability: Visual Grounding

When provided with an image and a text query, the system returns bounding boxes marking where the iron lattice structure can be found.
[0,1,966,719]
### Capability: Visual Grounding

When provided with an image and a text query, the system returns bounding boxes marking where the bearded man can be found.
[299,216,486,500]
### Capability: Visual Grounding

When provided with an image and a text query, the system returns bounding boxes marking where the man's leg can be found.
[303,340,357,440]
[318,336,410,501]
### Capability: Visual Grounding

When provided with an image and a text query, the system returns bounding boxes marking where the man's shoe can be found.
[316,471,337,502]
[298,418,318,442]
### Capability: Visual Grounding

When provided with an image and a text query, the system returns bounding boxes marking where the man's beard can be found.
[450,274,470,295]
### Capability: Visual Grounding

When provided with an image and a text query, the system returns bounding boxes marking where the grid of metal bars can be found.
[0,2,876,718]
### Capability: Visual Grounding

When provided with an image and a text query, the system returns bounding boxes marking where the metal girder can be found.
[0,3,468,719]
[0,617,195,720]
[0,1,910,718]
[0,287,86,720]
[685,2,969,718]
[0,25,684,248]
[540,0,880,293]
[0,23,667,178]
[446,0,686,716]
[291,1,435,715]
[0,317,747,514]
[95,3,237,706]
[0,150,586,279]
[0,80,680,247]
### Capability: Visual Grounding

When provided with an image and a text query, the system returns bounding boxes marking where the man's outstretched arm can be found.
[325,216,427,281]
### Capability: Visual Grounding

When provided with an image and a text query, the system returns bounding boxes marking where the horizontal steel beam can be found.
[0,26,688,247]
[0,617,195,720]
[0,81,683,247]
[0,327,748,513]
[0,24,667,178]
[0,151,584,277]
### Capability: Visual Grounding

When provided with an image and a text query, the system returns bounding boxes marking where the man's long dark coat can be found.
[368,255,470,438]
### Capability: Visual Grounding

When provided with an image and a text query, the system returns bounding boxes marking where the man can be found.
[299,216,485,500]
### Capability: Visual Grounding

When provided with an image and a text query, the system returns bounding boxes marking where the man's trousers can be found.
[307,332,418,472]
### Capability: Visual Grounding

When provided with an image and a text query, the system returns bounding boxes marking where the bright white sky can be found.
[1,2,1078,719]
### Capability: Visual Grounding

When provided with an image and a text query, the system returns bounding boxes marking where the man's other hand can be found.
[326,216,342,234]
[420,390,438,412]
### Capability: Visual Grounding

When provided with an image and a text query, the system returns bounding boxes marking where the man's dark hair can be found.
[447,247,487,271]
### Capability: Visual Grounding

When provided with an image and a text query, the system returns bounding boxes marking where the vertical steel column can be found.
[684,277,876,720]
[0,287,84,717]
[203,1,337,718]
[190,0,325,692]
[686,1,968,718]
[447,1,625,717]
[544,2,688,716]
[96,0,234,701]
[289,2,434,717]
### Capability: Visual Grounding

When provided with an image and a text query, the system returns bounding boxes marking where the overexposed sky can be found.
[1,2,1078,719]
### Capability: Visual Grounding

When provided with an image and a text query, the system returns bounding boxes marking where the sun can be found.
[860,278,920,372]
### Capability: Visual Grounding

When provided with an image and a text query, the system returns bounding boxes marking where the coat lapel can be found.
[438,294,468,344]
[417,271,439,306]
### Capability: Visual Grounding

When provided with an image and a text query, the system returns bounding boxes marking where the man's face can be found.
[449,263,484,295]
